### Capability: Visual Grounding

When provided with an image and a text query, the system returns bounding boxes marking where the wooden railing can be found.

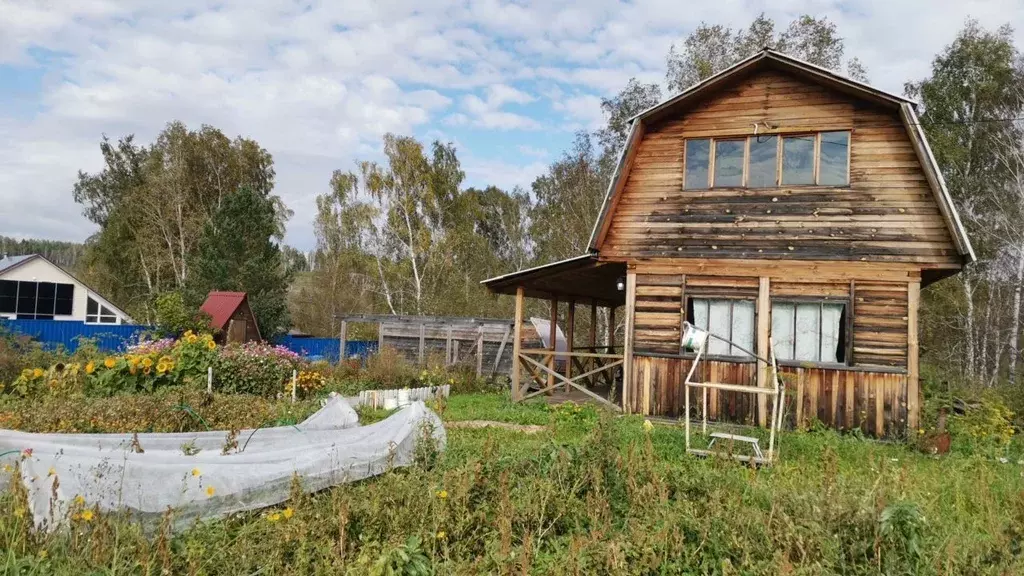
[515,349,624,410]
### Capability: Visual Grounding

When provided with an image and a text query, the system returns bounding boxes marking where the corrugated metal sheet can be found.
[274,335,377,363]
[0,319,149,352]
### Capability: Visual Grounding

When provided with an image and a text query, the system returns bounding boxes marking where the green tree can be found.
[72,122,281,322]
[596,79,662,154]
[188,186,293,340]
[906,21,1024,384]
[665,13,867,93]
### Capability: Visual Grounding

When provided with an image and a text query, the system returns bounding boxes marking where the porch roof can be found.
[481,254,627,307]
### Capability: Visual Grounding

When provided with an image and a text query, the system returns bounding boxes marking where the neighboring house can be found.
[200,291,261,343]
[0,254,133,325]
[484,49,973,436]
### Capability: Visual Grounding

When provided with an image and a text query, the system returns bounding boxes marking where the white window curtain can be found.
[691,298,754,358]
[771,301,845,363]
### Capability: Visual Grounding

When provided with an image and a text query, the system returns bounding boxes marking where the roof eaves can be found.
[628,49,914,124]
[481,254,597,287]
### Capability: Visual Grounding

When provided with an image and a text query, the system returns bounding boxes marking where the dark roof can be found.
[587,48,974,263]
[200,291,260,337]
[482,254,627,306]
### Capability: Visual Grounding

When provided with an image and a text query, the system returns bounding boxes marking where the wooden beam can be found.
[339,320,348,363]
[418,323,426,366]
[642,357,652,415]
[565,300,575,390]
[907,280,921,431]
[622,270,637,413]
[511,287,525,401]
[520,349,623,358]
[609,307,616,349]
[589,301,598,385]
[378,322,385,355]
[476,325,484,377]
[519,354,623,410]
[547,298,558,394]
[446,327,453,366]
[491,326,511,376]
[756,276,770,427]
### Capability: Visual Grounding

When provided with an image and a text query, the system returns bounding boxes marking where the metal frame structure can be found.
[684,332,786,465]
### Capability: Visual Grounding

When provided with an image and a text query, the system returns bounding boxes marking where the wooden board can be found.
[599,69,961,269]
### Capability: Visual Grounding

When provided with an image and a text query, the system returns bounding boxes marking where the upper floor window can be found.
[683,131,850,189]
[0,280,74,319]
[86,296,119,324]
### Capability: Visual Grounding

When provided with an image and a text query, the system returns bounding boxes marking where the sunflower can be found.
[85,361,95,374]
[128,356,139,366]
[206,340,216,351]
[143,366,151,375]
[187,334,198,344]
[141,358,153,368]
[103,357,116,369]
[156,362,168,374]
[32,368,44,379]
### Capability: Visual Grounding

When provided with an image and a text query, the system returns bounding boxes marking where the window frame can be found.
[682,131,851,190]
[85,296,119,325]
[770,297,852,367]
[0,280,75,319]
[682,295,758,362]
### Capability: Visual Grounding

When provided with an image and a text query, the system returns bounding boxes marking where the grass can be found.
[2,391,1023,575]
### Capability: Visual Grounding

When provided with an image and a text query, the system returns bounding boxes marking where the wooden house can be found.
[200,291,262,343]
[483,49,973,436]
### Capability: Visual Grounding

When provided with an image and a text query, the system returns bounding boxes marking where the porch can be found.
[482,255,629,411]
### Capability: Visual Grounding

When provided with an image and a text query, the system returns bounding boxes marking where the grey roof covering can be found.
[0,254,36,274]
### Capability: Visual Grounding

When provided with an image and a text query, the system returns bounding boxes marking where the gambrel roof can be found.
[588,49,975,264]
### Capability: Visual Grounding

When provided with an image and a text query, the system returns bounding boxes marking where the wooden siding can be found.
[629,355,908,437]
[601,69,960,266]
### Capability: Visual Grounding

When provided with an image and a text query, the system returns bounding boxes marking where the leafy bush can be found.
[213,341,301,396]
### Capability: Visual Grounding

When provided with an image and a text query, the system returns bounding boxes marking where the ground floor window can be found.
[771,301,847,363]
[686,298,755,358]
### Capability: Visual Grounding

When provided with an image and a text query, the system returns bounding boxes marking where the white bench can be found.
[707,432,765,460]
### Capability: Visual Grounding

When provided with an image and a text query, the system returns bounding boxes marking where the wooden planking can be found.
[634,270,683,353]
[632,354,907,437]
[853,279,909,367]
[601,68,961,267]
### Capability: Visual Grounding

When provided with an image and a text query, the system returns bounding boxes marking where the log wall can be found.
[628,355,908,437]
[601,69,960,266]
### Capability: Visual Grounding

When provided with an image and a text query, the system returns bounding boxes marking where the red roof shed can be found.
[199,291,262,343]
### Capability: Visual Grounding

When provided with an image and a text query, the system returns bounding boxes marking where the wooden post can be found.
[609,307,616,349]
[565,300,575,390]
[589,301,597,385]
[511,287,525,401]
[756,277,770,427]
[907,280,921,431]
[291,370,297,403]
[418,323,425,366]
[446,327,453,366]
[622,270,637,413]
[378,322,385,356]
[339,320,348,363]
[476,325,484,377]
[547,298,558,395]
[207,366,213,394]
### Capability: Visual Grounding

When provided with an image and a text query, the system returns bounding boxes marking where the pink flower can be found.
[22,448,33,457]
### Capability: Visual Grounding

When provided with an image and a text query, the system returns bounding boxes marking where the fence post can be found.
[291,370,297,403]
[446,327,453,366]
[418,323,426,366]
[207,366,213,394]
[476,325,484,377]
[339,320,348,364]
[378,322,385,355]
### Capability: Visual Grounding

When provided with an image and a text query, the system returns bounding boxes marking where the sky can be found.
[1,0,1023,251]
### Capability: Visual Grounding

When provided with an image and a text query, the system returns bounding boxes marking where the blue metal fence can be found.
[1,319,377,361]
[0,319,151,352]
[273,335,377,363]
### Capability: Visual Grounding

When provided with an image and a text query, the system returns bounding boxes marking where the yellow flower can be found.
[32,368,44,379]
[918,429,925,435]
[643,419,654,432]
[187,334,198,344]
[37,550,46,559]
[74,495,85,506]
[20,368,32,379]
[156,362,167,374]
[191,468,201,477]
[47,467,56,477]
[129,365,137,375]
[207,340,216,350]
[268,512,281,522]
[81,509,94,522]
[85,361,95,374]
[128,356,139,366]
[206,486,215,497]
[184,330,194,337]
[282,507,294,519]
[143,366,151,375]
[13,507,24,519]
[103,357,116,369]
[436,490,448,500]
[435,531,446,540]
[142,358,153,368]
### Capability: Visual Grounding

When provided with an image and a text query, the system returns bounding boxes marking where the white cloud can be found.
[0,0,1023,250]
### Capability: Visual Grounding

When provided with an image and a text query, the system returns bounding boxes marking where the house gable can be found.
[0,254,133,323]
[590,51,972,277]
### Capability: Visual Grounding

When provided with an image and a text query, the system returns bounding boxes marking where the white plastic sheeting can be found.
[0,401,444,532]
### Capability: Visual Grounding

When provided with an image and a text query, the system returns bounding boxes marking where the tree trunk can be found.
[964,275,977,381]
[1009,247,1024,384]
